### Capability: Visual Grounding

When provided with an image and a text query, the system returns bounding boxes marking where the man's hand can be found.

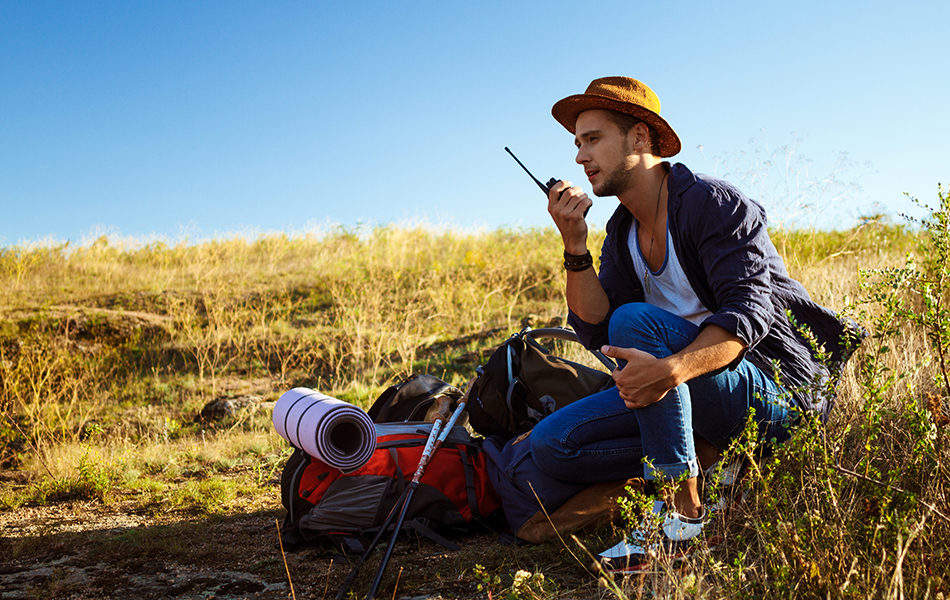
[600,325,746,410]
[547,180,591,254]
[600,345,676,409]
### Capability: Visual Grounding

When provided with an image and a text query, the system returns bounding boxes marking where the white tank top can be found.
[628,222,713,326]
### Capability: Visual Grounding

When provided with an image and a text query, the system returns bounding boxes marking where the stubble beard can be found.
[593,159,636,198]
[591,136,636,198]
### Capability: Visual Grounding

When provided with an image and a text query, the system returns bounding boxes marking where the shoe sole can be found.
[597,535,725,575]
[597,543,698,575]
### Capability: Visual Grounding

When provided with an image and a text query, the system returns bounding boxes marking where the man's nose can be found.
[575,147,588,164]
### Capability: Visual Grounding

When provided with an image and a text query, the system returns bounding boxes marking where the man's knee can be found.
[609,303,656,326]
[608,303,697,355]
[608,303,662,348]
[528,424,565,479]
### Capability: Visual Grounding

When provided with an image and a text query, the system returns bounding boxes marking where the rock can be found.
[197,395,263,423]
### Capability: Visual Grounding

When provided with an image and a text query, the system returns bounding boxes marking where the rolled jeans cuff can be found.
[645,456,701,481]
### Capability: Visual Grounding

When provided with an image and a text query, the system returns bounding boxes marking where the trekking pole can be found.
[363,398,468,599]
[334,396,455,600]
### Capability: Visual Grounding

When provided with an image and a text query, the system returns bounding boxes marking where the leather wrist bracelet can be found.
[563,250,593,272]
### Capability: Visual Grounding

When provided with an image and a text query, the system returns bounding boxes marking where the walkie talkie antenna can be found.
[505,147,552,196]
[504,147,589,217]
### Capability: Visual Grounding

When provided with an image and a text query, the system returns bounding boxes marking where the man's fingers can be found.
[548,182,589,217]
[601,345,637,361]
[547,180,572,205]
[568,191,591,217]
[561,188,590,216]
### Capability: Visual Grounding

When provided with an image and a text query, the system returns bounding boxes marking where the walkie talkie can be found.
[505,147,589,217]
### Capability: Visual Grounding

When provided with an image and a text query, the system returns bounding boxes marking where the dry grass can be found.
[1,206,948,599]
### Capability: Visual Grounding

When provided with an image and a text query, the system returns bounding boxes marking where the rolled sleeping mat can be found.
[273,387,376,473]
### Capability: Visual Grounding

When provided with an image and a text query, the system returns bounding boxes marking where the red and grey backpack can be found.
[279,377,503,554]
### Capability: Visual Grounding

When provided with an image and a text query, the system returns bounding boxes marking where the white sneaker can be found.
[596,500,706,574]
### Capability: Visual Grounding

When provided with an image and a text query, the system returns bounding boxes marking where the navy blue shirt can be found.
[568,163,860,420]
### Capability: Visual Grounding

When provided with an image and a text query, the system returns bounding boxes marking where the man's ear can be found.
[630,122,652,153]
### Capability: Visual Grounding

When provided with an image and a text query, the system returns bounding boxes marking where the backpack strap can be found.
[505,377,520,419]
[407,519,460,551]
[462,444,483,520]
[389,447,407,496]
[506,341,516,382]
[283,449,313,524]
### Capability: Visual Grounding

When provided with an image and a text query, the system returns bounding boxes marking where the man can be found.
[529,76,858,572]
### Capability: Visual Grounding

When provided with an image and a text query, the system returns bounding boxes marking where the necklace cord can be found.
[646,171,669,267]
[644,170,668,295]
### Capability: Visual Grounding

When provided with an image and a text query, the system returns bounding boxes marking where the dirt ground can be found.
[0,491,604,600]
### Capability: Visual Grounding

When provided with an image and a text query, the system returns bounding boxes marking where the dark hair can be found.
[605,111,659,155]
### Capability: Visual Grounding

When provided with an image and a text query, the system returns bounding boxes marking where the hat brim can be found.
[552,94,681,158]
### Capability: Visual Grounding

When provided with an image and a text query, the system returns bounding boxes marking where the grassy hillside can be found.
[1,190,948,599]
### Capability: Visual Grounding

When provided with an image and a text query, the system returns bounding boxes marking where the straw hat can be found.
[551,76,681,157]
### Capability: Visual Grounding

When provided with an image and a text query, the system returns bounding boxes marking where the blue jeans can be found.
[531,303,794,483]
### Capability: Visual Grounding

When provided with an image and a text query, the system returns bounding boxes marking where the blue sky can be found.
[2,1,947,246]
